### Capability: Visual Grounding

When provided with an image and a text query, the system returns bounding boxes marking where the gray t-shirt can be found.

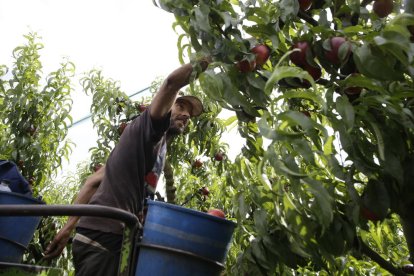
[77,107,170,234]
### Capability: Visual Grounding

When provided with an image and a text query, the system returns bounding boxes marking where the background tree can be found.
[0,33,76,268]
[0,32,75,195]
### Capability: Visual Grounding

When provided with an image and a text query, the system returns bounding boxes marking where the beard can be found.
[167,118,187,136]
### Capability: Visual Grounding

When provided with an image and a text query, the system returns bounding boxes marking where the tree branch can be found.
[215,22,230,40]
[316,78,330,86]
[400,206,414,264]
[359,238,407,276]
[350,0,374,25]
[298,10,318,26]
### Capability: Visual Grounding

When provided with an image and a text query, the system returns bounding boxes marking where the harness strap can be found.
[73,233,109,251]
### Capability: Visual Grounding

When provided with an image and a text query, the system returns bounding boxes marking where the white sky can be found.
[0,0,182,118]
[0,0,244,182]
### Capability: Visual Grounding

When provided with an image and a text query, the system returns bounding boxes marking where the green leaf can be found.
[257,114,304,141]
[194,3,211,33]
[267,156,308,177]
[199,70,224,102]
[265,66,316,95]
[277,89,323,107]
[366,121,385,161]
[251,239,270,270]
[335,96,355,131]
[303,178,333,227]
[293,139,315,165]
[254,209,268,236]
[339,74,387,93]
[279,0,298,22]
[353,44,404,81]
[342,25,365,34]
[237,193,248,220]
[323,135,335,155]
[222,115,237,127]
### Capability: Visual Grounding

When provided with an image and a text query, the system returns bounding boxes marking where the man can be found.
[43,60,208,275]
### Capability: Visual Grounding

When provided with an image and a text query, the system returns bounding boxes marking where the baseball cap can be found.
[176,95,204,117]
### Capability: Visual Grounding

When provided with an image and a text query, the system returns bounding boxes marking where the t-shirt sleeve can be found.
[129,105,171,143]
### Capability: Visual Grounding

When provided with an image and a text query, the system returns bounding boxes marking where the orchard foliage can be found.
[155,0,414,274]
[0,33,76,268]
[0,32,75,196]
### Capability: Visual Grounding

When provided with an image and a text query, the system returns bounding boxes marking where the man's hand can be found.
[43,227,72,260]
[150,59,210,121]
[43,166,104,260]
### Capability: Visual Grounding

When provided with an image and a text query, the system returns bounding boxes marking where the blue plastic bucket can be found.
[0,191,44,263]
[135,200,236,276]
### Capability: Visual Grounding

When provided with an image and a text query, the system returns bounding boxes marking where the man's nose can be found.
[181,111,190,119]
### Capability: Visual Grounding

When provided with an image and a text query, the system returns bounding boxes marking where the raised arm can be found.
[150,60,209,120]
[43,166,105,259]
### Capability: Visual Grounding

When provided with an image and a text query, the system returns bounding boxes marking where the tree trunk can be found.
[163,158,176,204]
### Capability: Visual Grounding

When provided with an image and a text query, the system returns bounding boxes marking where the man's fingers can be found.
[43,247,61,260]
[45,240,57,253]
[43,240,62,259]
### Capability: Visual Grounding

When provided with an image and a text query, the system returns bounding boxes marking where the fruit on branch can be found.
[118,122,128,135]
[207,209,226,218]
[298,0,312,11]
[138,104,147,113]
[251,44,270,66]
[402,264,414,274]
[199,187,210,196]
[116,104,123,114]
[236,58,256,73]
[303,64,322,81]
[340,53,358,76]
[290,41,312,67]
[298,79,312,88]
[93,163,103,172]
[344,86,362,96]
[360,206,380,221]
[324,37,351,65]
[193,159,203,168]
[214,152,224,161]
[28,178,35,186]
[301,110,311,117]
[27,125,37,136]
[290,41,322,80]
[145,171,158,187]
[280,78,311,88]
[343,73,362,99]
[373,0,393,18]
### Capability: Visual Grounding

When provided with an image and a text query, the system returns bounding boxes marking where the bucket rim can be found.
[147,200,236,227]
[0,191,44,204]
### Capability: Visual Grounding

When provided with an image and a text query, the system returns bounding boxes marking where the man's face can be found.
[168,100,192,135]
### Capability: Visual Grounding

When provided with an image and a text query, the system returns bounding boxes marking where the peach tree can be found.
[155,0,414,274]
[0,33,75,265]
[0,33,74,195]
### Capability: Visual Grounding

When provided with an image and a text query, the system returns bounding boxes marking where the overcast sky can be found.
[0,0,180,119]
